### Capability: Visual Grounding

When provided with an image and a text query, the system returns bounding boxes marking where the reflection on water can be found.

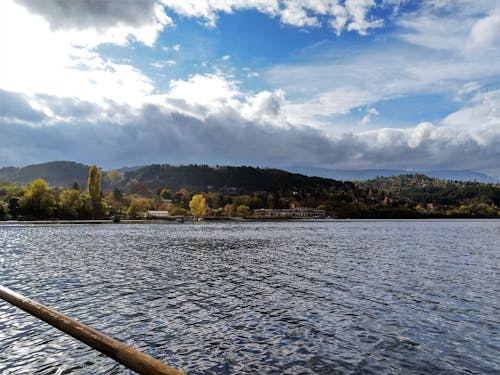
[0,220,499,374]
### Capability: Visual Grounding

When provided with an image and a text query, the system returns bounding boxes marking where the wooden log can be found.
[0,285,185,375]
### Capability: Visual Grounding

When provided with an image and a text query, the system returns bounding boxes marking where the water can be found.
[0,220,499,374]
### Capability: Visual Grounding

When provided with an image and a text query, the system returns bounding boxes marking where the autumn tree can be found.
[127,198,152,219]
[60,189,89,219]
[223,203,235,217]
[87,165,104,218]
[236,204,250,218]
[19,179,56,219]
[189,194,207,217]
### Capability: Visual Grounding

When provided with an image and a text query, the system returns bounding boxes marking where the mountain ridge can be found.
[0,161,497,189]
[285,167,497,183]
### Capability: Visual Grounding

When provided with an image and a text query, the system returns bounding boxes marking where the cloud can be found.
[160,0,387,35]
[0,1,155,106]
[396,1,498,54]
[361,107,379,125]
[150,60,177,68]
[15,0,163,29]
[264,5,500,129]
[0,90,47,123]
[12,0,172,46]
[466,9,500,53]
[1,81,499,177]
[2,1,499,179]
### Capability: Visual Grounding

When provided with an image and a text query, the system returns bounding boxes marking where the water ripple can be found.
[1,220,499,374]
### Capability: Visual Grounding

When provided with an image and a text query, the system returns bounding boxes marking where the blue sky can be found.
[0,0,499,178]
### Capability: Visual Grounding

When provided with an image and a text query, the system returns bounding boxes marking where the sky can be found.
[0,0,499,178]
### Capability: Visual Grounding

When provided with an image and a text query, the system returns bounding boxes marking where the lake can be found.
[0,220,499,374]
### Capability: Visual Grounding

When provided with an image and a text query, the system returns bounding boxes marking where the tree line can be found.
[1,166,499,220]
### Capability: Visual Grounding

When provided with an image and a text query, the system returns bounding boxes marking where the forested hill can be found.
[0,161,351,194]
[0,161,89,187]
[124,164,350,194]
[360,174,500,206]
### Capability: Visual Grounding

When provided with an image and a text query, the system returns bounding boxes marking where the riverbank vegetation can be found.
[0,165,499,220]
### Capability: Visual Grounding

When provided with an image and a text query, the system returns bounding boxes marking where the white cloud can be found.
[361,107,379,124]
[160,0,386,35]
[441,90,500,139]
[165,74,241,115]
[396,1,499,54]
[150,60,177,68]
[466,9,500,53]
[222,55,231,61]
[241,90,286,124]
[247,71,260,78]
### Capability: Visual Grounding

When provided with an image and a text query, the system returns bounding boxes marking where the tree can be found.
[60,189,88,219]
[87,165,104,218]
[160,188,172,199]
[112,188,123,202]
[8,197,21,219]
[189,194,207,217]
[106,170,124,190]
[0,203,6,220]
[88,165,101,199]
[19,179,56,219]
[236,204,250,217]
[72,181,80,191]
[223,203,235,217]
[127,178,151,196]
[127,198,151,219]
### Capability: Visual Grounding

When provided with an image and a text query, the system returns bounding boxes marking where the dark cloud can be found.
[1,91,499,179]
[0,90,46,122]
[14,0,158,30]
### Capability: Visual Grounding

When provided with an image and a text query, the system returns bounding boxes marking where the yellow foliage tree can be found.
[127,198,152,219]
[19,179,56,218]
[189,194,207,217]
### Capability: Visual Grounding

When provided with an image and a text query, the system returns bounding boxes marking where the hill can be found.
[286,167,497,183]
[0,161,90,188]
[124,164,350,195]
[360,174,500,207]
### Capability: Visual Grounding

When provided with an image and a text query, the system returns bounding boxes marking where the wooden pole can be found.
[0,285,185,375]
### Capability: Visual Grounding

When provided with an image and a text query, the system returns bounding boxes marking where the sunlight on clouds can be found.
[158,74,287,126]
[13,0,172,46]
[167,74,241,112]
[0,0,155,108]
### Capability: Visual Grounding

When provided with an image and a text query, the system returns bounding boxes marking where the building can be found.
[253,208,326,219]
[145,210,170,218]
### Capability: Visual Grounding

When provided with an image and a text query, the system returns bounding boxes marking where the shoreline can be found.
[0,217,499,225]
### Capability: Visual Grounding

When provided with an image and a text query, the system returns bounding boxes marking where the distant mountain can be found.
[285,167,497,183]
[0,161,90,187]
